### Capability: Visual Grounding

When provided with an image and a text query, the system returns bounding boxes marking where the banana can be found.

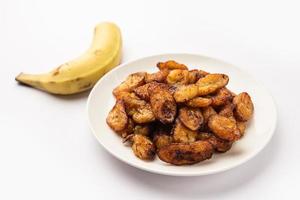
[15,22,122,95]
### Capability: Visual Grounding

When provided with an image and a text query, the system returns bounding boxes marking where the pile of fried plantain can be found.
[107,60,254,165]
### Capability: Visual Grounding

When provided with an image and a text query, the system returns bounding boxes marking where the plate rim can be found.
[86,53,277,176]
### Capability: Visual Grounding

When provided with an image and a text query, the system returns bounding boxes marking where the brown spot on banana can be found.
[52,65,62,76]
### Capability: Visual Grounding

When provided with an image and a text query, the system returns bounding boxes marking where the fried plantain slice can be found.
[202,106,217,124]
[133,82,158,101]
[145,69,169,83]
[121,92,146,109]
[205,134,233,153]
[113,72,146,97]
[157,60,188,70]
[173,84,199,102]
[208,114,240,141]
[233,92,254,121]
[106,100,128,132]
[210,88,233,107]
[197,132,213,140]
[218,102,235,117]
[166,69,189,85]
[178,107,203,131]
[119,118,135,138]
[196,74,229,96]
[131,134,156,160]
[132,103,156,124]
[173,119,198,143]
[153,134,173,149]
[187,70,203,84]
[134,124,152,136]
[237,121,247,137]
[157,141,214,165]
[186,97,212,108]
[198,69,210,77]
[149,84,177,124]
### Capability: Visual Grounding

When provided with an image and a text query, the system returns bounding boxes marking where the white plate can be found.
[87,53,277,176]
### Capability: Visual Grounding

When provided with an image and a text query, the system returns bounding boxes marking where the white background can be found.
[0,0,299,199]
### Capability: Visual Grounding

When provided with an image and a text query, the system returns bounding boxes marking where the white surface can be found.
[87,53,277,176]
[0,0,299,199]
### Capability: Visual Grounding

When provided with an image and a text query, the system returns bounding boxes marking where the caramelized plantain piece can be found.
[237,121,247,137]
[210,88,233,107]
[106,100,128,132]
[178,107,203,131]
[145,69,169,83]
[132,134,156,160]
[149,84,177,124]
[197,132,213,140]
[196,74,229,96]
[204,134,233,153]
[153,134,173,149]
[166,69,189,85]
[208,114,240,141]
[157,60,188,70]
[133,82,158,101]
[132,103,155,124]
[173,84,199,102]
[202,106,217,124]
[218,102,235,117]
[119,118,135,138]
[198,69,210,77]
[233,92,254,121]
[134,124,152,136]
[157,141,214,165]
[187,70,203,84]
[121,92,146,109]
[186,97,212,108]
[173,119,198,143]
[113,72,146,97]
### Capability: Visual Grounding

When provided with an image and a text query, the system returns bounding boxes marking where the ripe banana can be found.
[15,22,122,95]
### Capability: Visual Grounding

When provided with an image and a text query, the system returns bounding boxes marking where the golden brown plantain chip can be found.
[202,106,217,124]
[173,119,198,143]
[218,102,235,117]
[157,141,214,165]
[113,72,146,97]
[149,84,177,124]
[178,107,203,131]
[134,124,152,136]
[208,114,240,141]
[198,69,210,77]
[173,84,199,102]
[196,74,229,96]
[132,134,156,160]
[197,132,213,140]
[121,92,146,109]
[106,100,128,132]
[132,103,155,124]
[153,134,173,149]
[119,118,135,138]
[205,134,233,153]
[233,92,254,121]
[187,69,203,84]
[133,82,158,101]
[186,97,212,108]
[145,69,169,83]
[166,69,189,85]
[237,121,247,137]
[157,60,188,70]
[210,88,233,107]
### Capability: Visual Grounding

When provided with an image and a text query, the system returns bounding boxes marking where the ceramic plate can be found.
[87,53,277,176]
